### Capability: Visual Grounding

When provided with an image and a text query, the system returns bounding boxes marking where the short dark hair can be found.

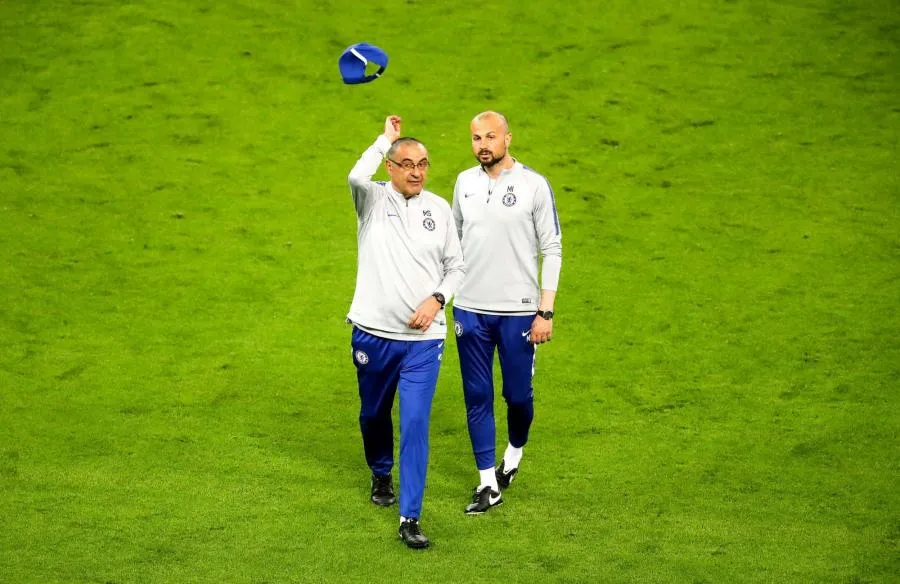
[386,137,425,159]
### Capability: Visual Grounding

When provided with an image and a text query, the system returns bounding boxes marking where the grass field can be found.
[1,0,898,582]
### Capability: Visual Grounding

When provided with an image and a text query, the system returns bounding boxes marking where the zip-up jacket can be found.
[452,161,562,314]
[347,135,465,340]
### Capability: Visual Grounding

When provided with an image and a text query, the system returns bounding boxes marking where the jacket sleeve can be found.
[533,176,562,291]
[348,135,392,220]
[451,176,464,241]
[435,207,466,301]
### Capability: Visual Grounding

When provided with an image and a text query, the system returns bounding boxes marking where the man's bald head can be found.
[471,111,510,134]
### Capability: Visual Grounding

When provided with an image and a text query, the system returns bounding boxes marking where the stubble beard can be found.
[478,149,506,169]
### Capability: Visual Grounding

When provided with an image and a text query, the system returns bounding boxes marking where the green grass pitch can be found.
[1,0,898,582]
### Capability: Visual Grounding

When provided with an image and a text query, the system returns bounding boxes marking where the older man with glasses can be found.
[346,115,465,549]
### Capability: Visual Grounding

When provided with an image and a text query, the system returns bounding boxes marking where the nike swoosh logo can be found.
[521,331,530,337]
[489,492,501,505]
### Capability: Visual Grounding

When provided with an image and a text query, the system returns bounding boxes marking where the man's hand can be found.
[530,314,553,344]
[383,115,401,143]
[408,296,442,331]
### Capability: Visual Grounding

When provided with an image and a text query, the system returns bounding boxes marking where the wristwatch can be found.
[431,292,446,308]
[536,309,554,320]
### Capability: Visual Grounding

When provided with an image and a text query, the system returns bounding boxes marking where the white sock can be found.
[400,516,413,524]
[503,444,523,470]
[479,467,499,492]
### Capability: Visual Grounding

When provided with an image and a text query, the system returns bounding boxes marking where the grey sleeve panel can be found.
[348,135,392,221]
[435,206,466,301]
[452,176,464,240]
[541,254,562,292]
[533,173,562,291]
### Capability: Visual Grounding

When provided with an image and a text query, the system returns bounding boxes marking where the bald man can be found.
[451,111,562,514]
[348,115,465,547]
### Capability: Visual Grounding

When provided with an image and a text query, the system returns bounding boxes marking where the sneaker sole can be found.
[399,535,430,549]
[464,499,504,515]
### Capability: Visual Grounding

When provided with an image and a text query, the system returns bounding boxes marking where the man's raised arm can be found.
[348,116,401,217]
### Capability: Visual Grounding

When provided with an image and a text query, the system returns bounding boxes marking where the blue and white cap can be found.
[338,42,388,85]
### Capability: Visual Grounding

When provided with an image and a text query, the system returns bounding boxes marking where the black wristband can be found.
[431,292,446,308]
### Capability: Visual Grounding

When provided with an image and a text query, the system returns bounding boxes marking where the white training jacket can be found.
[347,135,466,341]
[452,161,562,314]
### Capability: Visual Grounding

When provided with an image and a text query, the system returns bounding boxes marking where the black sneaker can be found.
[370,473,396,507]
[464,485,503,515]
[495,460,518,490]
[398,518,430,549]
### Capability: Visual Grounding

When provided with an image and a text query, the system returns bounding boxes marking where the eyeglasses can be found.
[388,158,430,171]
